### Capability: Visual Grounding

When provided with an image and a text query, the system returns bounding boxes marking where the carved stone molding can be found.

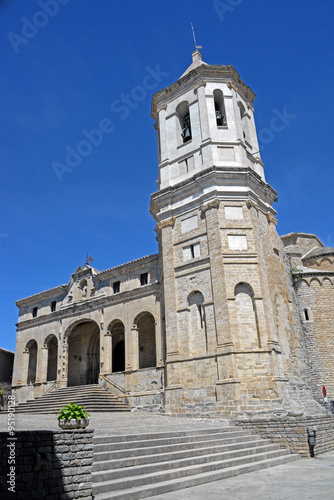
[228,80,238,92]
[156,217,175,232]
[246,101,254,112]
[194,81,207,91]
[266,212,278,225]
[157,104,167,113]
[246,199,258,211]
[201,199,220,213]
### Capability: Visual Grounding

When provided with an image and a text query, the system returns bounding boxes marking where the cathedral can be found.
[12,51,334,417]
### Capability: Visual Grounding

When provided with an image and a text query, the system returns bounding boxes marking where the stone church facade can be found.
[12,52,334,417]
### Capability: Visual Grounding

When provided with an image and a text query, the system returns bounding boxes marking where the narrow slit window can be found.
[32,306,38,318]
[304,308,310,321]
[51,301,57,312]
[113,281,120,294]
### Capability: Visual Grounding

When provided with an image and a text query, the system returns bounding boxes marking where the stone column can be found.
[158,105,168,163]
[36,345,48,384]
[18,350,30,386]
[201,200,233,349]
[103,331,112,375]
[127,325,139,371]
[60,341,68,388]
[195,82,210,142]
[157,218,179,358]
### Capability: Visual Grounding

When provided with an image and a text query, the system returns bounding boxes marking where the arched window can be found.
[26,340,38,384]
[303,308,312,322]
[79,279,88,298]
[213,89,227,126]
[176,101,192,144]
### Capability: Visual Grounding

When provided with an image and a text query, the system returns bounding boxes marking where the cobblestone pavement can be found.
[1,411,333,499]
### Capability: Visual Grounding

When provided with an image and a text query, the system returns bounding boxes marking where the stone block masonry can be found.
[235,415,334,457]
[0,429,93,499]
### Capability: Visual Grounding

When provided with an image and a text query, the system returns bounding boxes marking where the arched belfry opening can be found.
[45,334,58,381]
[67,320,100,386]
[109,320,125,373]
[26,339,38,384]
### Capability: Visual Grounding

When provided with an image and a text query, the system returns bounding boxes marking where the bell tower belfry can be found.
[150,52,314,416]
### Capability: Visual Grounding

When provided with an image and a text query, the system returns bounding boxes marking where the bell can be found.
[183,126,191,142]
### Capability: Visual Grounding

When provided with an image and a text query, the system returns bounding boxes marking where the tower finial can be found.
[191,23,202,51]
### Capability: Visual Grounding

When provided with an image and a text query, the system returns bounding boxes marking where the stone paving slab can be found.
[149,450,334,500]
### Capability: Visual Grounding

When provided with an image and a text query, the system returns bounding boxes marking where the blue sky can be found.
[1,0,333,352]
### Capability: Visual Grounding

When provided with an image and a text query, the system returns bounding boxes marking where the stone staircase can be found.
[14,384,131,414]
[92,425,299,499]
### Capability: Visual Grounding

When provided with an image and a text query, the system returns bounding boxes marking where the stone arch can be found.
[176,101,192,144]
[322,277,333,286]
[66,320,100,386]
[25,339,38,385]
[234,282,260,348]
[187,291,207,355]
[108,319,125,373]
[44,334,58,382]
[309,278,322,287]
[213,89,227,126]
[134,312,156,369]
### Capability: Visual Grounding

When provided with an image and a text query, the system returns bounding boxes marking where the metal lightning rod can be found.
[191,23,202,50]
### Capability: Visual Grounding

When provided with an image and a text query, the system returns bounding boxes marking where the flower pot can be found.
[58,418,89,429]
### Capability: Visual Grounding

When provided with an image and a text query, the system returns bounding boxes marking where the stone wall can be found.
[0,349,14,384]
[235,415,334,457]
[0,429,93,499]
[295,277,334,403]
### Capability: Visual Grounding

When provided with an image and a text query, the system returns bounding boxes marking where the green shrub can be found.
[57,403,89,421]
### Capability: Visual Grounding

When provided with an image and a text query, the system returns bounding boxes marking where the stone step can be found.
[94,433,261,461]
[93,437,267,471]
[94,454,299,500]
[93,449,297,496]
[15,384,131,413]
[93,442,281,481]
[93,426,231,444]
[93,429,250,453]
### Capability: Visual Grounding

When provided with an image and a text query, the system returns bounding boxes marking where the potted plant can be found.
[57,403,90,429]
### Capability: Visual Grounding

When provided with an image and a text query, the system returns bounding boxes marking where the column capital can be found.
[201,199,220,213]
[155,217,175,233]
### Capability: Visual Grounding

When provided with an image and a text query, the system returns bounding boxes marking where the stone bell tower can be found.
[150,51,315,417]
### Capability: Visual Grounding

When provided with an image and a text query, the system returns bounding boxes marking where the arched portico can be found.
[44,334,58,382]
[65,320,100,386]
[134,312,156,369]
[26,339,38,384]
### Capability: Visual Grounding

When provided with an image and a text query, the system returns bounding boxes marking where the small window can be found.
[113,281,120,294]
[51,301,57,312]
[304,308,310,321]
[32,306,38,318]
[140,273,148,286]
[183,243,201,261]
